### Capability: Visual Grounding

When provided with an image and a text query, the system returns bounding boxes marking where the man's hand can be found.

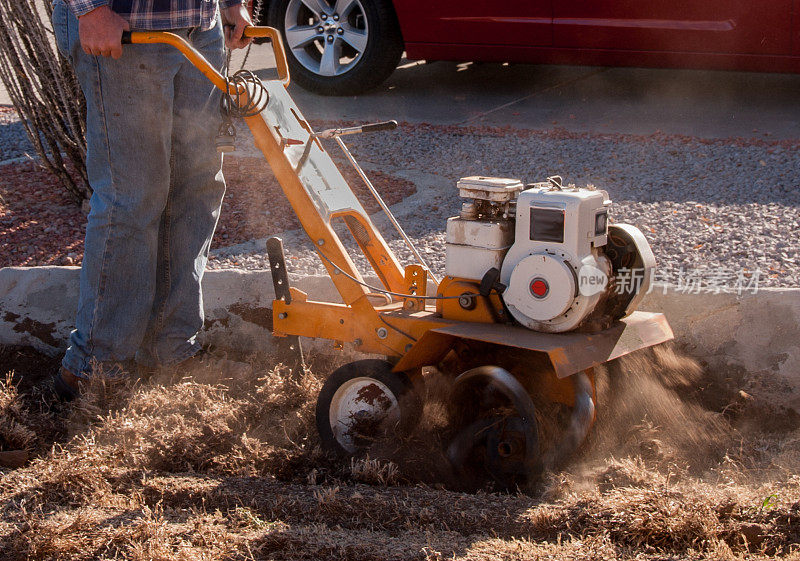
[222,3,253,50]
[78,5,130,59]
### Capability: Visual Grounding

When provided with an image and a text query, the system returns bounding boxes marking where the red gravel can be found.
[216,156,415,247]
[0,156,415,268]
[0,161,85,267]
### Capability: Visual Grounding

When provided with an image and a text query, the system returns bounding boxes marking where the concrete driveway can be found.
[288,60,800,140]
[225,42,800,139]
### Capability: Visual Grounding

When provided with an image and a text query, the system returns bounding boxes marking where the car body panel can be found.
[794,0,800,55]
[397,0,800,74]
[403,43,800,74]
[258,1,800,76]
[552,1,793,56]
[393,1,552,47]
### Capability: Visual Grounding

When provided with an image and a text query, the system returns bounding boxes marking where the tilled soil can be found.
[0,344,798,560]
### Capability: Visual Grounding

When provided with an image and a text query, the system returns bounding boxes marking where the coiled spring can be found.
[221,69,270,118]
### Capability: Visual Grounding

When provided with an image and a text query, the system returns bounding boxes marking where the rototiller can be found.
[122,26,673,487]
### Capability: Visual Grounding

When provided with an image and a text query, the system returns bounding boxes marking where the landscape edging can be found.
[1,266,798,413]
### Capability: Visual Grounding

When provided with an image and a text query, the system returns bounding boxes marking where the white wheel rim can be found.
[285,0,369,77]
[329,376,400,453]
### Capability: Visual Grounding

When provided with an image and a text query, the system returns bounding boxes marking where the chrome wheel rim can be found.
[329,376,399,453]
[284,0,369,77]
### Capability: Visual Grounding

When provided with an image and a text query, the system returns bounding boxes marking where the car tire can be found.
[267,0,403,95]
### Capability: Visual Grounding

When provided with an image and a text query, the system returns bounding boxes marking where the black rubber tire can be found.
[268,0,404,95]
[316,359,421,457]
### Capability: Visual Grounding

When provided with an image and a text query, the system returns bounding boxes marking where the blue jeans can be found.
[52,2,226,376]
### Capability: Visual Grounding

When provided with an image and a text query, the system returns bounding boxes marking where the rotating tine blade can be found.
[267,236,306,378]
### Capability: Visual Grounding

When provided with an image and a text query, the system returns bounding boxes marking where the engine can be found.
[445,176,655,333]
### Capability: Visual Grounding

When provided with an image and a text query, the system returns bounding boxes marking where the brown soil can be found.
[0,344,798,560]
[0,156,415,268]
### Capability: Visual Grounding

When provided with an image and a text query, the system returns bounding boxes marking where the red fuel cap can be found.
[530,277,549,298]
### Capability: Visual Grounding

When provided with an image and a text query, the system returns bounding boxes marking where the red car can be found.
[255,0,800,95]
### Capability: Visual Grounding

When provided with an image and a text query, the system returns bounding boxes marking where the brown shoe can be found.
[53,367,82,402]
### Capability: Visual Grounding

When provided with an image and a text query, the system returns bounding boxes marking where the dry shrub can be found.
[0,355,322,505]
[0,0,89,203]
[349,456,400,486]
[0,374,37,451]
[70,359,324,477]
[0,372,59,461]
[3,345,800,560]
[11,504,245,561]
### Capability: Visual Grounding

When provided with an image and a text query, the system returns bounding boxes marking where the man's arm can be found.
[221,1,253,50]
[66,1,129,59]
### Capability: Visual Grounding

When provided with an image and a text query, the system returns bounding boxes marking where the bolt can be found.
[326,35,334,43]
[333,13,339,21]
[353,338,362,346]
[337,28,343,35]
[376,327,388,339]
[458,293,477,310]
[278,312,287,319]
[317,239,325,246]
[317,26,324,33]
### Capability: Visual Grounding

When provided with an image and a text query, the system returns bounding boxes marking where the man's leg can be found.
[57,5,183,377]
[136,22,227,366]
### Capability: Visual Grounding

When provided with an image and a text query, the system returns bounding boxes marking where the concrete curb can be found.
[1,266,798,412]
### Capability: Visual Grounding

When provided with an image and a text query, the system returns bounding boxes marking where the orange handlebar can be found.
[242,26,290,85]
[121,26,290,88]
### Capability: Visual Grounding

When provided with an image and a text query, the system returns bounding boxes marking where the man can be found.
[51,0,252,399]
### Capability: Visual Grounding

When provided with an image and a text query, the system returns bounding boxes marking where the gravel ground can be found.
[1,105,798,288]
[0,107,34,163]
[210,122,800,289]
[0,153,414,268]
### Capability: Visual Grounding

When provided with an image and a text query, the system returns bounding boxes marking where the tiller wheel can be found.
[446,366,541,490]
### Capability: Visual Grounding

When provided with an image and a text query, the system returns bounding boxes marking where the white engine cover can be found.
[504,252,611,332]
[501,184,613,333]
[506,253,575,320]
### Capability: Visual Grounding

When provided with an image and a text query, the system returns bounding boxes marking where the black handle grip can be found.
[121,30,132,44]
[361,120,398,133]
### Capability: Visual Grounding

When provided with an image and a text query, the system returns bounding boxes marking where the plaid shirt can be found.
[66,0,242,30]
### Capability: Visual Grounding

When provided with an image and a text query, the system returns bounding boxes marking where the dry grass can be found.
[0,345,799,560]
